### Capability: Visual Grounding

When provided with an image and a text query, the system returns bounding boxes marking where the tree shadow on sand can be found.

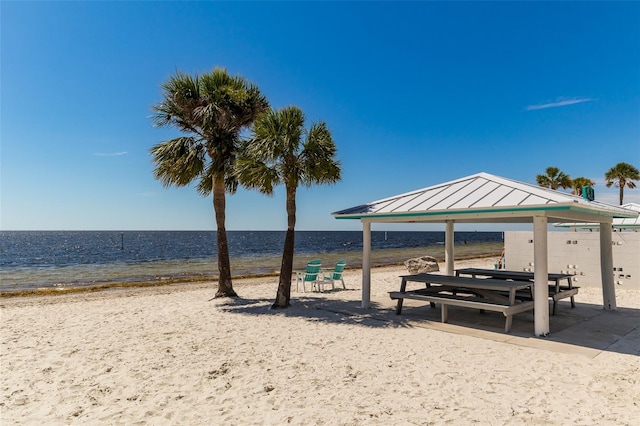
[213,293,640,356]
[211,294,415,329]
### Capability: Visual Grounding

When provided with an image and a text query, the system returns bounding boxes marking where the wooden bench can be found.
[455,268,579,315]
[389,274,534,333]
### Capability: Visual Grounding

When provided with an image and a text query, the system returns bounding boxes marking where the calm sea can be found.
[0,231,503,293]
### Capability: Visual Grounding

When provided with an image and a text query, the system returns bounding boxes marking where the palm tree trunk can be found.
[273,185,296,308]
[213,177,237,298]
[619,184,624,205]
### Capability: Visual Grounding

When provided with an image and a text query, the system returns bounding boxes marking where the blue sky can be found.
[2,1,639,231]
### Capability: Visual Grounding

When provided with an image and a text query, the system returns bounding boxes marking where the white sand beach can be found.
[2,257,639,425]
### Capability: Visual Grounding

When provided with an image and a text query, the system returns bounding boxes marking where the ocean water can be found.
[0,231,503,293]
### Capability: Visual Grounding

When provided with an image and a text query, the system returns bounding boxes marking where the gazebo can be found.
[554,202,640,230]
[332,172,638,336]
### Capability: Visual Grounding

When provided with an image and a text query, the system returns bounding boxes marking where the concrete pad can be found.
[317,295,640,358]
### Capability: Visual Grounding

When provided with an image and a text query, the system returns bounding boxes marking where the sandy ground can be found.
[2,258,639,425]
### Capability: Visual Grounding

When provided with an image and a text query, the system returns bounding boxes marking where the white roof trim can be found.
[555,203,640,229]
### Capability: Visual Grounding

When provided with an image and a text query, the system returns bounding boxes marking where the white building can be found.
[506,203,640,290]
[505,230,639,290]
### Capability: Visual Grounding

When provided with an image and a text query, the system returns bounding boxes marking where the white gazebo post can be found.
[599,222,616,310]
[362,220,372,309]
[533,216,550,336]
[445,220,455,276]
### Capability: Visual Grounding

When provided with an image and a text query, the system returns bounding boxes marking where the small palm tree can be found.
[571,177,596,196]
[536,167,572,190]
[150,68,269,298]
[236,106,341,308]
[605,162,640,205]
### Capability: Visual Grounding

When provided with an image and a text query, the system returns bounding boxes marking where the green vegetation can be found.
[537,163,639,205]
[149,69,341,308]
[535,167,572,190]
[150,68,269,298]
[236,106,341,308]
[571,177,596,196]
[605,162,640,205]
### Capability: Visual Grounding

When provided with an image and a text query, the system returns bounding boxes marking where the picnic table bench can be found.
[455,268,579,315]
[389,274,534,333]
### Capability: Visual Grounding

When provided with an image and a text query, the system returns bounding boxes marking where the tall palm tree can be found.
[235,106,341,308]
[571,177,596,196]
[150,68,269,298]
[536,167,572,190]
[605,162,640,205]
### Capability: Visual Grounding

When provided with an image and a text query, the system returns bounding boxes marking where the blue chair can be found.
[295,259,322,292]
[319,259,347,291]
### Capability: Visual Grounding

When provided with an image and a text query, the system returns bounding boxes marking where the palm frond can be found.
[198,69,269,134]
[196,163,214,196]
[235,156,281,195]
[249,112,285,161]
[224,173,239,194]
[571,177,596,195]
[151,72,208,140]
[249,107,304,161]
[536,166,571,190]
[193,162,238,196]
[150,137,206,187]
[605,162,640,187]
[298,121,341,186]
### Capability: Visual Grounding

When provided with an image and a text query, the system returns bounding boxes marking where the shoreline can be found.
[1,232,503,291]
[0,246,502,298]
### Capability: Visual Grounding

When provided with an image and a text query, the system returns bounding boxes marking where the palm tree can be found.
[605,162,640,205]
[536,167,572,190]
[235,106,341,308]
[571,177,596,196]
[150,68,269,298]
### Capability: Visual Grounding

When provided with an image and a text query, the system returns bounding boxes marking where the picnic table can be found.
[389,273,534,333]
[454,268,578,315]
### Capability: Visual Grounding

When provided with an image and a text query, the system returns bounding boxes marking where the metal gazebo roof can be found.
[333,172,637,223]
